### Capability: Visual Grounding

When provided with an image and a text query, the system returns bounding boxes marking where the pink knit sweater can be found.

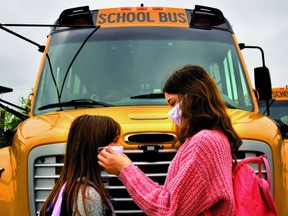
[119,129,234,216]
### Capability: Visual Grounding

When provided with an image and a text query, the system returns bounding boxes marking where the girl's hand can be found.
[97,147,132,176]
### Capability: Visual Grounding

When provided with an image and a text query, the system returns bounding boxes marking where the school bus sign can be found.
[96,8,189,28]
[272,87,288,100]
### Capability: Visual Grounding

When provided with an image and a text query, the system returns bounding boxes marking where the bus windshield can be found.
[259,100,288,125]
[33,27,253,114]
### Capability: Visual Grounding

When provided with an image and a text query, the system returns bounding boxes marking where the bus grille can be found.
[28,140,273,215]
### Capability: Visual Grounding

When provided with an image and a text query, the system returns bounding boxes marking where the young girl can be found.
[40,115,120,216]
[98,65,242,215]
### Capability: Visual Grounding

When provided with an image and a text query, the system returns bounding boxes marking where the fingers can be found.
[97,153,107,169]
[97,154,121,176]
[97,147,132,176]
[97,152,115,173]
[97,148,118,169]
[97,160,106,170]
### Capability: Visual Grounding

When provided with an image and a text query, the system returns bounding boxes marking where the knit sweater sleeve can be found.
[118,130,234,216]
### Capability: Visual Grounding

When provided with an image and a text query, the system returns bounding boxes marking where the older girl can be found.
[98,65,242,215]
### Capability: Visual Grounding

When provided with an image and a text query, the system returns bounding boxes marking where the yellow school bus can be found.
[0,5,287,215]
[259,87,288,145]
[272,87,288,101]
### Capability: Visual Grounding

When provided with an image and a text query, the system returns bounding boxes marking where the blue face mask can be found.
[168,102,182,126]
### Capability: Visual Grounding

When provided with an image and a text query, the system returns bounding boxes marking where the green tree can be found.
[4,95,29,130]
[0,95,29,148]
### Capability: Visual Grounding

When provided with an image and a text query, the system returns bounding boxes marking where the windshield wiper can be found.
[38,99,114,111]
[225,102,236,109]
[131,93,164,99]
[59,26,100,100]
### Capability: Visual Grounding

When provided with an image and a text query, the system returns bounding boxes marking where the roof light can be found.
[120,7,132,10]
[152,7,164,10]
[137,7,148,10]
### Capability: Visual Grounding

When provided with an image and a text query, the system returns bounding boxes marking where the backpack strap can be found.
[233,154,270,186]
[51,182,66,216]
[261,155,271,186]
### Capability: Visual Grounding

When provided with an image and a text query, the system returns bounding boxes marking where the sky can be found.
[0,0,287,105]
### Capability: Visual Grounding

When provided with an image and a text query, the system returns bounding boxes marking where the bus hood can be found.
[14,106,280,150]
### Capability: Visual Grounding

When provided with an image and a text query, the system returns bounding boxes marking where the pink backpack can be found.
[205,155,277,215]
[232,154,277,215]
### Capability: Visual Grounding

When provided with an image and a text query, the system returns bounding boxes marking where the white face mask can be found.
[168,102,182,126]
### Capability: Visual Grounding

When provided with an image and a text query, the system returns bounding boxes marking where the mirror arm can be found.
[239,43,266,67]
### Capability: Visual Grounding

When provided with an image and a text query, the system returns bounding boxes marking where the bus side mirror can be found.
[238,43,272,101]
[254,66,272,101]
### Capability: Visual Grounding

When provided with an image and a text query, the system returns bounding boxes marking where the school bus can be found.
[0,5,287,215]
[258,87,288,145]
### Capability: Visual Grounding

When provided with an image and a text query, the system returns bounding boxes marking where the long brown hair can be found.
[163,65,242,154]
[40,115,121,215]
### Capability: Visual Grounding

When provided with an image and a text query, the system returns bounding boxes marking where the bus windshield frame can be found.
[33,27,253,115]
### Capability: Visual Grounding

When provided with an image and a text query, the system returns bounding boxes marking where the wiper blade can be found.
[225,102,236,109]
[38,99,114,111]
[131,93,164,99]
